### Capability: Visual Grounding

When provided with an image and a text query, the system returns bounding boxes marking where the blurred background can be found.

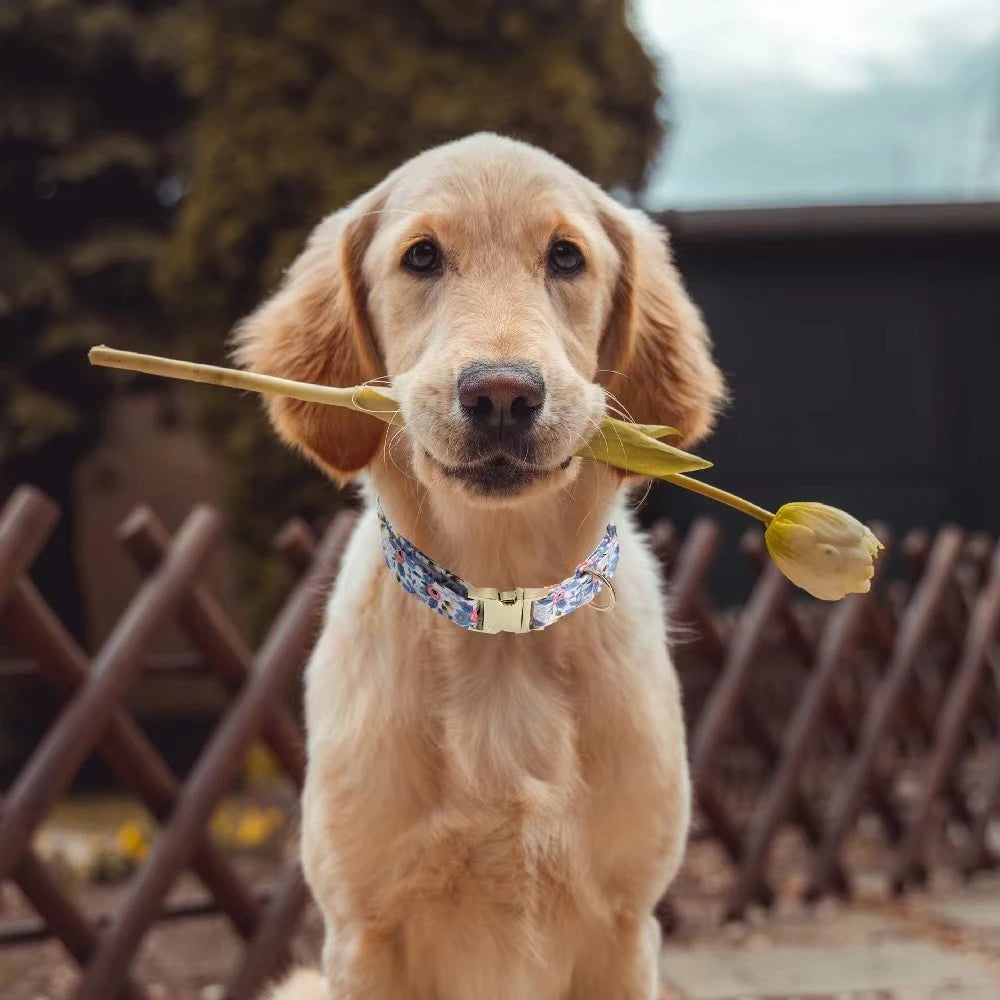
[2,3,1000,996]
[2,0,999,650]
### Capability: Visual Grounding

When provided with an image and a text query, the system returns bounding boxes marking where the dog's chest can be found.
[409,632,584,896]
[436,632,578,793]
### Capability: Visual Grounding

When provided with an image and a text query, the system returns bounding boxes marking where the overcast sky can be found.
[633,0,1000,207]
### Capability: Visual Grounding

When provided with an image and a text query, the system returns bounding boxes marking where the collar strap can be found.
[378,506,619,634]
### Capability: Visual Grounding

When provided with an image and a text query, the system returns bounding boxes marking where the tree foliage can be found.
[0,0,190,634]
[1,1,190,464]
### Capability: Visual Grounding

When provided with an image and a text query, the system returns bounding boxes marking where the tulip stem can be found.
[87,347,776,518]
[88,345,402,424]
[664,474,775,524]
[90,346,355,406]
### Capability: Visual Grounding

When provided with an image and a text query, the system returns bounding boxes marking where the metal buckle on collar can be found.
[466,586,550,634]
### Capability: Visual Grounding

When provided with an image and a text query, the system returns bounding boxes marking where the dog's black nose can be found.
[457,362,545,439]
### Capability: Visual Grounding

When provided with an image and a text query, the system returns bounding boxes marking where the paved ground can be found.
[3,881,999,998]
[661,875,1000,1000]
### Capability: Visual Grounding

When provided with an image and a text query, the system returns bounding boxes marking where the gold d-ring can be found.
[581,568,616,612]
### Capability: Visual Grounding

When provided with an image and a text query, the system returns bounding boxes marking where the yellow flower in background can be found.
[211,802,284,850]
[235,806,283,848]
[764,502,883,600]
[243,742,281,786]
[115,821,150,862]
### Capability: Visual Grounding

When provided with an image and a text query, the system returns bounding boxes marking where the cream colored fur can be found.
[246,135,725,1000]
[268,969,326,1000]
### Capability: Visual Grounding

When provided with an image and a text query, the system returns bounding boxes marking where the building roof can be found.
[657,201,1000,242]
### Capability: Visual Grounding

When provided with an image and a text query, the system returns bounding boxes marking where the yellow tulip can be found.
[88,346,884,601]
[764,502,884,600]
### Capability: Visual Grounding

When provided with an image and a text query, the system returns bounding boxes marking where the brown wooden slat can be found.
[0,486,60,607]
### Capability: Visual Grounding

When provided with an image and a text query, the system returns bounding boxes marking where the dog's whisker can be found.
[592,409,635,474]
[386,427,415,483]
[601,414,658,513]
[603,403,632,423]
[414,482,431,525]
[631,476,655,512]
[382,424,417,484]
[582,415,612,471]
[355,208,423,220]
[602,389,636,426]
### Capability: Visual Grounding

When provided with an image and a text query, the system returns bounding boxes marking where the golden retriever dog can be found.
[240,134,725,1000]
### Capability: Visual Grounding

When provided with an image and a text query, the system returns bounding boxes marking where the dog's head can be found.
[235,134,726,504]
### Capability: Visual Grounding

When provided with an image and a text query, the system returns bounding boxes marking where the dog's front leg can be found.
[322,922,407,1000]
[568,912,662,1000]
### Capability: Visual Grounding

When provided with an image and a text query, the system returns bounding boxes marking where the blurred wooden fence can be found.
[651,517,999,925]
[0,485,998,997]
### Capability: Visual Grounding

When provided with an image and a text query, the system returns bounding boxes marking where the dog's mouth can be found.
[429,452,574,496]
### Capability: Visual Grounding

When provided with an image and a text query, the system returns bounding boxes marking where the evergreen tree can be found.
[0,0,191,636]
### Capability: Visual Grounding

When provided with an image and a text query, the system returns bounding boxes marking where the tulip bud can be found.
[764,502,883,600]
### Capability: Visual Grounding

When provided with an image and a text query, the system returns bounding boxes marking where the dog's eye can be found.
[402,240,442,275]
[547,240,584,276]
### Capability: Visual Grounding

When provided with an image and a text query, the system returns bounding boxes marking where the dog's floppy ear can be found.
[598,203,727,448]
[232,196,385,482]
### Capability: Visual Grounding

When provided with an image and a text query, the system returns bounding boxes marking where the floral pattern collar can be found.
[377,505,619,634]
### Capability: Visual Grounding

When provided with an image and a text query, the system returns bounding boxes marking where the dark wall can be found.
[644,206,1000,594]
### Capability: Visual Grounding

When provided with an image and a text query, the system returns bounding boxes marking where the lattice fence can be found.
[0,485,998,998]
[656,516,1000,924]
[0,485,354,999]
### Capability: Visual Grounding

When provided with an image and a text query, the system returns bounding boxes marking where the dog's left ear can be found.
[598,203,727,447]
[232,193,386,483]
